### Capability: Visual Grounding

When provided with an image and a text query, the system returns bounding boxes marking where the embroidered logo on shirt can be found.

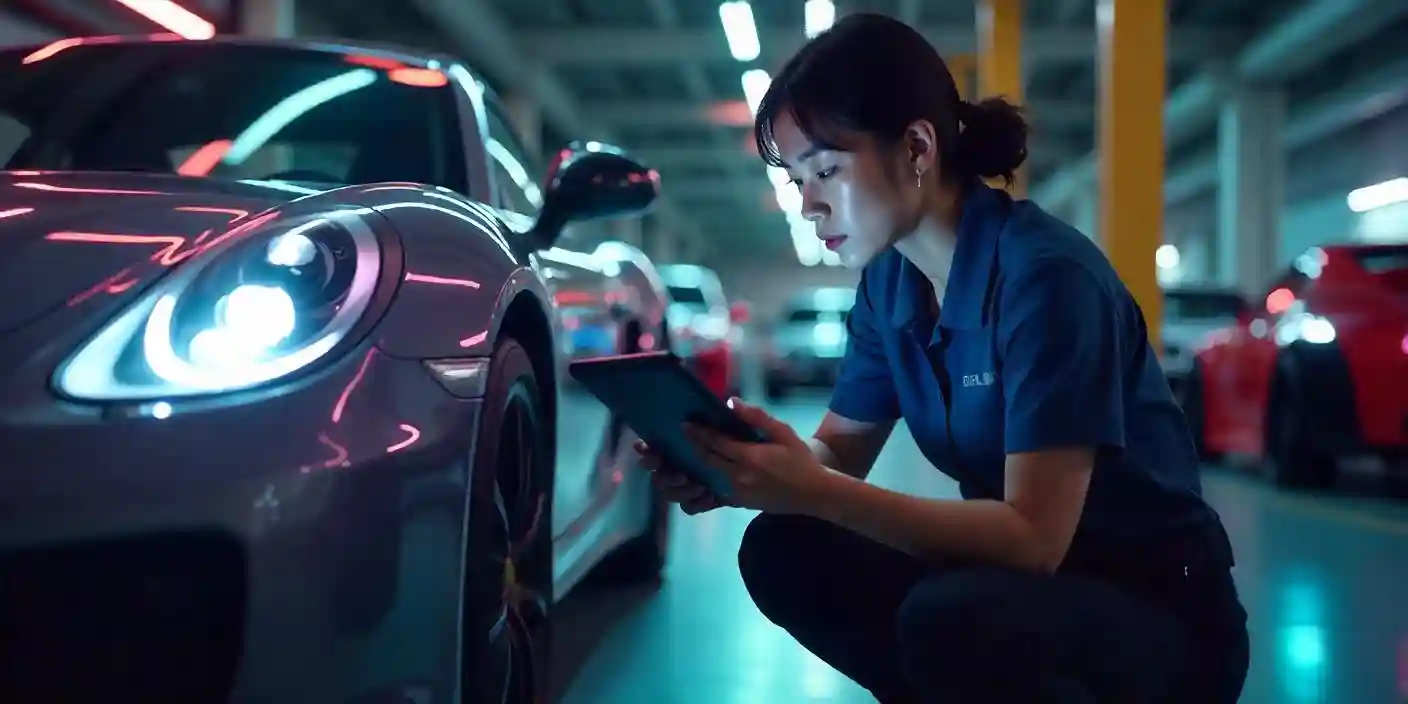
[962,372,996,388]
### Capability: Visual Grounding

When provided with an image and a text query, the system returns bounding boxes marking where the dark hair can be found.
[754,13,1028,186]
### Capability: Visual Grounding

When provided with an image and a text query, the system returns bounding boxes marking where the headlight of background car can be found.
[56,210,382,401]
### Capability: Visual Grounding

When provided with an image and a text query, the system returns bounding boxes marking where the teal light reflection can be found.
[1278,577,1330,702]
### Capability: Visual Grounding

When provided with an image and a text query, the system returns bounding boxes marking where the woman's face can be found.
[771,110,925,268]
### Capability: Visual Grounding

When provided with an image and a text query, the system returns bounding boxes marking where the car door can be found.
[481,101,619,538]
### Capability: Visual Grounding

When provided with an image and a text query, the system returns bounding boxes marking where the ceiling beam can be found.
[519,25,1239,66]
[585,98,1095,128]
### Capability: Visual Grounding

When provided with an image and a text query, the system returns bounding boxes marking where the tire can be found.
[1182,364,1221,464]
[1263,365,1336,490]
[461,338,553,704]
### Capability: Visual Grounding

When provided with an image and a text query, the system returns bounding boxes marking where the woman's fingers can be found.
[636,439,724,513]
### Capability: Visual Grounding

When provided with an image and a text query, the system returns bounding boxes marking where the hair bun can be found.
[953,97,1029,184]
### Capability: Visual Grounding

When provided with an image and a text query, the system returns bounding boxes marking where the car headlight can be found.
[55,210,382,401]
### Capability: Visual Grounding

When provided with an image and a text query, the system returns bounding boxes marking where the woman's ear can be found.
[903,119,939,176]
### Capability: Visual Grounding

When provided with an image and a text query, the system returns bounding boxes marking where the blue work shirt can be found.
[830,185,1214,547]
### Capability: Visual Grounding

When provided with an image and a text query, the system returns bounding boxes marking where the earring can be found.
[915,167,923,189]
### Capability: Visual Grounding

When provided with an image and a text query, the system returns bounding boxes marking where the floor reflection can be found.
[553,394,1408,703]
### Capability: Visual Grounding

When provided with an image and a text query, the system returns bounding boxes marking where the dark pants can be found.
[737,514,1250,704]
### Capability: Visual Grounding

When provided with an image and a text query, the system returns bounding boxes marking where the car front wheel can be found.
[462,337,553,704]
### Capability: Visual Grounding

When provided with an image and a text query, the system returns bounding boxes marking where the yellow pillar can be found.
[1097,0,1166,348]
[975,0,1025,196]
[949,54,975,101]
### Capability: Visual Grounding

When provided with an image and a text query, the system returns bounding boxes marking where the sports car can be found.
[1183,244,1408,488]
[0,35,675,703]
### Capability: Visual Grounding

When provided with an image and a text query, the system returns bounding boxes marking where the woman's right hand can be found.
[634,439,726,515]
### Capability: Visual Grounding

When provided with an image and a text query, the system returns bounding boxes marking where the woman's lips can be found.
[822,235,847,251]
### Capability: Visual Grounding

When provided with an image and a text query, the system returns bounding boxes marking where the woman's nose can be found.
[801,186,828,222]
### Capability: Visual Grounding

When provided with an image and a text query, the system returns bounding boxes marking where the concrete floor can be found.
[551,395,1408,704]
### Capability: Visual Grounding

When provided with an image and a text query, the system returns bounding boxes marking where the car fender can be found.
[354,185,537,360]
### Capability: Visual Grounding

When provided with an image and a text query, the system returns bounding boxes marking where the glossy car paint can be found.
[1194,245,1408,457]
[659,264,737,396]
[0,35,669,703]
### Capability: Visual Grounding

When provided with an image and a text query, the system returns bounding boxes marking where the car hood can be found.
[0,171,313,335]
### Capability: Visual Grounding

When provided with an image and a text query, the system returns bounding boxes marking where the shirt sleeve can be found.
[827,276,902,423]
[998,261,1126,455]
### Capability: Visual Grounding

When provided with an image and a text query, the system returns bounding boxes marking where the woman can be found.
[636,12,1250,704]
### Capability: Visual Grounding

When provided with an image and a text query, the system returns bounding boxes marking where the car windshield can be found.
[1165,291,1245,322]
[0,41,466,191]
[1351,247,1408,293]
[667,285,707,306]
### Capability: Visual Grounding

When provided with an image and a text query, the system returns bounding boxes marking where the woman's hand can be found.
[634,440,728,515]
[684,398,833,514]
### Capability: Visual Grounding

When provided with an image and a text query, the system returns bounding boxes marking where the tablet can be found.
[568,351,767,500]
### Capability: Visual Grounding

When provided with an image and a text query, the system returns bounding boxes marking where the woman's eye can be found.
[816,166,838,180]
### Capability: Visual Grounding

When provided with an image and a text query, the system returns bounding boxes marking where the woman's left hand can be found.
[684,398,832,514]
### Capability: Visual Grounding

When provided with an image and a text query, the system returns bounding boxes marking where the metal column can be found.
[976,0,1024,196]
[1216,85,1284,293]
[1097,0,1166,347]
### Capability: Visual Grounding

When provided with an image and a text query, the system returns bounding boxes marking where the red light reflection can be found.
[176,140,232,176]
[345,54,405,70]
[331,349,377,424]
[1265,287,1295,315]
[16,181,163,196]
[67,267,140,307]
[387,423,421,453]
[460,330,488,348]
[300,433,349,473]
[46,231,191,265]
[388,67,448,88]
[175,205,248,221]
[0,207,34,219]
[405,272,481,289]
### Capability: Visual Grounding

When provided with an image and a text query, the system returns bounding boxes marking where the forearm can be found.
[803,470,1056,572]
[807,437,869,479]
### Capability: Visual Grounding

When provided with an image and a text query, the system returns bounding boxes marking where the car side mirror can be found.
[728,301,751,324]
[528,141,660,249]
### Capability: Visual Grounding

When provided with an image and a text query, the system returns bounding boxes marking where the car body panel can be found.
[1195,245,1408,457]
[0,34,668,703]
[660,263,737,395]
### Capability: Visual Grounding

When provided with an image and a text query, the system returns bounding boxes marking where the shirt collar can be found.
[891,184,1008,331]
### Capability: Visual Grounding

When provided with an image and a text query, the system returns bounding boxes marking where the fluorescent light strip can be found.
[112,0,215,39]
[805,0,836,37]
[719,2,761,62]
[741,69,771,116]
[225,69,378,164]
[1347,177,1408,213]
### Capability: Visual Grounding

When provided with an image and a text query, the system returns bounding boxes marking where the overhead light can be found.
[805,0,836,37]
[718,2,761,62]
[112,0,215,39]
[1155,244,1180,270]
[1347,177,1408,213]
[741,69,771,115]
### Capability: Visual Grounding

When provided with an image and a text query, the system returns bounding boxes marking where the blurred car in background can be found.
[1160,285,1249,395]
[1184,244,1408,488]
[761,287,855,401]
[659,263,747,397]
[0,35,674,704]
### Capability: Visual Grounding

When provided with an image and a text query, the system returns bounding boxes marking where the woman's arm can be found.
[806,260,1124,573]
[809,411,896,480]
[803,448,1093,573]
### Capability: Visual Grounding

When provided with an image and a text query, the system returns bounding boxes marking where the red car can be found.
[1183,244,1408,488]
[659,264,748,397]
